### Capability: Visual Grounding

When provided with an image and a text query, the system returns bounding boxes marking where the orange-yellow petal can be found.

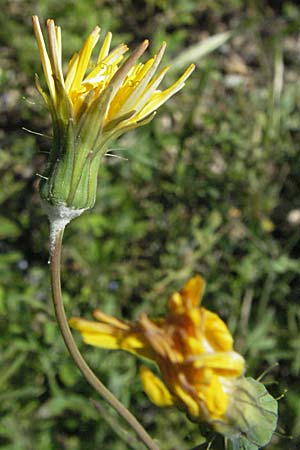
[181,275,206,308]
[191,351,245,377]
[140,366,174,407]
[171,376,201,417]
[70,316,153,358]
[69,317,124,349]
[93,309,130,330]
[198,371,229,419]
[203,309,234,352]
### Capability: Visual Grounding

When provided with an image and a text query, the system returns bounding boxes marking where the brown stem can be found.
[50,227,160,450]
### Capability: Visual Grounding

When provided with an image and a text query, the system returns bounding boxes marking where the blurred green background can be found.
[1,0,300,449]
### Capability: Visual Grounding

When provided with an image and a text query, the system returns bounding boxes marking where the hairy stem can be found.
[50,227,160,450]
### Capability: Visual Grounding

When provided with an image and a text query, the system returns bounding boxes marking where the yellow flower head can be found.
[32,16,195,210]
[70,276,245,426]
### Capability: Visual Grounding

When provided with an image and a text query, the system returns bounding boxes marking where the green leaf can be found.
[219,377,278,449]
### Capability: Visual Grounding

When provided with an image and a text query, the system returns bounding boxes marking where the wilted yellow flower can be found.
[70,276,245,426]
[32,16,194,211]
[70,276,278,446]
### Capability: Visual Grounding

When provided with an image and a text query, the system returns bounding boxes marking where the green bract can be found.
[216,377,278,450]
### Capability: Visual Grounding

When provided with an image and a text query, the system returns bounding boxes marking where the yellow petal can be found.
[93,309,130,330]
[140,366,174,407]
[168,292,184,312]
[70,316,152,357]
[130,66,170,121]
[65,52,79,92]
[185,334,204,354]
[55,24,62,66]
[101,43,128,67]
[116,42,167,116]
[71,318,137,351]
[69,317,114,333]
[69,317,124,349]
[199,371,229,419]
[203,309,234,352]
[191,351,245,377]
[168,275,205,313]
[32,16,56,100]
[46,19,64,86]
[85,43,128,86]
[172,376,200,417]
[181,275,206,308]
[69,26,101,93]
[109,40,149,99]
[97,31,112,63]
[136,63,195,119]
[82,332,122,349]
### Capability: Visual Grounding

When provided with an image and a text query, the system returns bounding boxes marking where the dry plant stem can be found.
[50,227,160,450]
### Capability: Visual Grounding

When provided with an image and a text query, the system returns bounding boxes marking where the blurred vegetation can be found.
[1,0,300,449]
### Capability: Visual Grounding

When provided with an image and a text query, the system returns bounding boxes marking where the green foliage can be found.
[220,378,278,450]
[1,0,300,449]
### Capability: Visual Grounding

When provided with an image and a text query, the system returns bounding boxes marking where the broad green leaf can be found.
[217,377,278,449]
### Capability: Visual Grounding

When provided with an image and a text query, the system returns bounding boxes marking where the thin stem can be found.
[50,227,160,450]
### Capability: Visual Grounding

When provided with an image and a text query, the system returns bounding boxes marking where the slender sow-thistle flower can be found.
[32,16,194,214]
[70,275,278,448]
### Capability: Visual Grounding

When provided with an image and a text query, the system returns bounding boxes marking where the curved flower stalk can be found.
[70,276,278,449]
[32,16,195,219]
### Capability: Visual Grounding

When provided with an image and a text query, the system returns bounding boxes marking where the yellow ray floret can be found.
[32,15,195,128]
[140,366,174,407]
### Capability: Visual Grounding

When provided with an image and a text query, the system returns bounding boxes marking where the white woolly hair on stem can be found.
[44,202,86,257]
